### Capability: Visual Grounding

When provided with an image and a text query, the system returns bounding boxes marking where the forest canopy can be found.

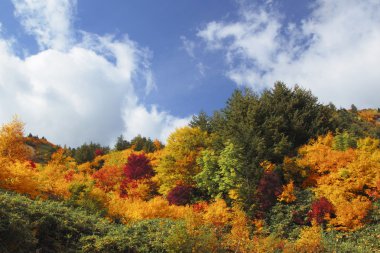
[1,82,379,252]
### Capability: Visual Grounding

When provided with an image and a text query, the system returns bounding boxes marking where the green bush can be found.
[267,189,313,240]
[0,191,221,253]
[0,190,122,252]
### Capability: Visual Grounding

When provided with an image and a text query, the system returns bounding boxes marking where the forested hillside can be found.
[1,82,379,252]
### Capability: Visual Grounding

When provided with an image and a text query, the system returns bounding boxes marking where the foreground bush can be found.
[0,190,222,253]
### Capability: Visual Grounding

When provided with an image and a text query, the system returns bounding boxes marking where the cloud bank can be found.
[198,0,380,108]
[0,0,190,147]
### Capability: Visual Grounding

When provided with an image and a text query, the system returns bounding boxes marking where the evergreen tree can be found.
[206,82,336,214]
[189,111,212,133]
[130,135,156,153]
[72,142,109,164]
[114,134,131,151]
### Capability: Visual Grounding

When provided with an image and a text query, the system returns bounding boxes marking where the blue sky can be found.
[0,0,379,147]
[75,0,241,117]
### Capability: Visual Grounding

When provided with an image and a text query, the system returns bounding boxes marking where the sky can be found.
[0,0,379,147]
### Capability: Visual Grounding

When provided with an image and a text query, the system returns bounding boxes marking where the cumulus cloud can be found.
[122,104,192,142]
[0,0,189,147]
[198,0,380,108]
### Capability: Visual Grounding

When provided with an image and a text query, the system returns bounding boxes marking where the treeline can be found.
[63,135,163,165]
[24,132,162,165]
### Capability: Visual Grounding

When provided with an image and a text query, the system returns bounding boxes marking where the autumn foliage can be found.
[257,170,283,216]
[1,84,380,252]
[123,153,154,180]
[167,185,194,206]
[308,197,335,224]
[92,165,123,192]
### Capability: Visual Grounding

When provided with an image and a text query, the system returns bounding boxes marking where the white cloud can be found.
[122,104,192,142]
[181,35,207,77]
[181,35,196,58]
[12,0,76,50]
[0,0,189,147]
[198,0,380,108]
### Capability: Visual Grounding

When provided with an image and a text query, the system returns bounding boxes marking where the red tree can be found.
[95,149,104,156]
[167,185,194,206]
[93,166,123,192]
[123,153,154,180]
[120,153,154,197]
[308,197,335,224]
[257,171,283,217]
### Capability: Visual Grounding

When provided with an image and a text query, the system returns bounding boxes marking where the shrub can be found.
[256,170,283,217]
[167,185,195,206]
[308,197,335,224]
[92,166,123,192]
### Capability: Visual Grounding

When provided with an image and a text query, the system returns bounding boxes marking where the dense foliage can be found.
[1,82,380,252]
[69,142,110,164]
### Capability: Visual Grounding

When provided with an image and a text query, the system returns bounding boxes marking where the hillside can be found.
[1,83,379,252]
[25,134,58,164]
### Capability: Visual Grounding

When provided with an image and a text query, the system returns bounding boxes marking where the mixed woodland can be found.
[0,82,379,252]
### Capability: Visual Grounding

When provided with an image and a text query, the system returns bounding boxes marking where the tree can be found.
[333,108,380,139]
[195,149,220,198]
[196,142,244,200]
[92,166,123,192]
[130,135,156,153]
[257,169,283,217]
[189,111,212,133]
[37,149,77,198]
[119,153,156,199]
[0,118,39,196]
[123,153,154,181]
[218,83,335,162]
[350,104,358,114]
[154,127,210,195]
[0,117,31,162]
[71,142,109,164]
[209,82,335,214]
[296,134,379,230]
[114,134,130,151]
[278,180,296,203]
[332,131,357,151]
[167,185,195,205]
[308,197,335,225]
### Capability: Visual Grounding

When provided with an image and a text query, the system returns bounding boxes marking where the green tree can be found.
[332,131,357,151]
[210,82,335,214]
[114,134,131,151]
[350,104,358,114]
[333,108,380,138]
[130,135,156,153]
[189,111,212,133]
[72,142,109,164]
[196,142,243,200]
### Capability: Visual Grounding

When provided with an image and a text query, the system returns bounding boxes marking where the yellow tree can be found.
[278,180,296,203]
[154,127,210,195]
[222,205,252,253]
[0,117,38,196]
[292,221,324,253]
[0,117,31,162]
[296,134,380,230]
[38,149,77,198]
